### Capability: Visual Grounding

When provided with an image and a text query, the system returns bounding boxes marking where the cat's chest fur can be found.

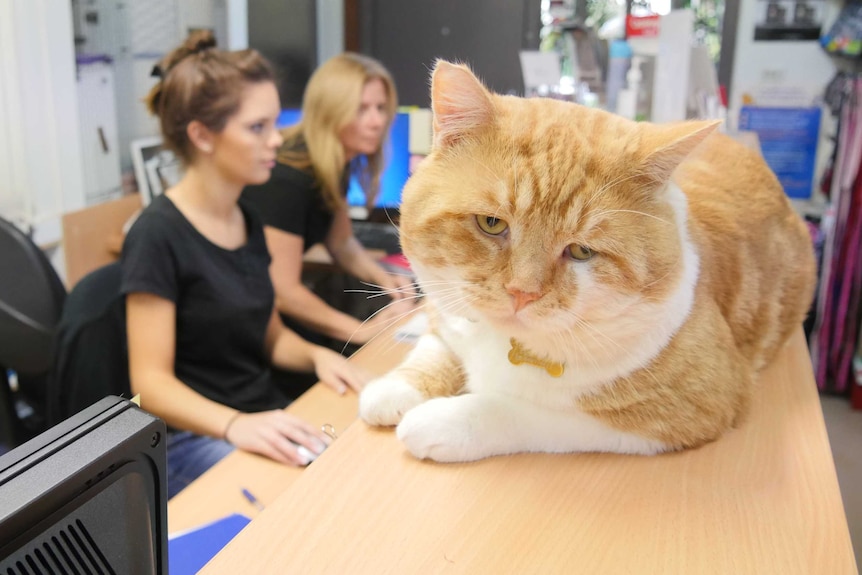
[436,315,633,407]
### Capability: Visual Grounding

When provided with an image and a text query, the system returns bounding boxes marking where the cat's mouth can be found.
[485,306,541,330]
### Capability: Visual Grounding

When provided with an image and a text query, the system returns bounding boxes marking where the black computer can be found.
[0,396,168,573]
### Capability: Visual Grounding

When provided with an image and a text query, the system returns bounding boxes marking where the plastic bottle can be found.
[616,56,650,122]
[632,56,651,122]
[616,56,641,120]
[605,40,632,114]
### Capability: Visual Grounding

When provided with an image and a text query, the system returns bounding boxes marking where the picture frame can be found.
[130,137,183,206]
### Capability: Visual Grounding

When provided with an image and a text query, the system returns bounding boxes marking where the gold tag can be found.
[508,338,565,377]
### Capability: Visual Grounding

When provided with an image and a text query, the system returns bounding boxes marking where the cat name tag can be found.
[508,338,565,377]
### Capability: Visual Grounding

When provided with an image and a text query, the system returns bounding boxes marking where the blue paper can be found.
[738,106,822,199]
[168,513,251,574]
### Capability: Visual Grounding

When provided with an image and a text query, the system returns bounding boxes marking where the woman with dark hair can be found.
[122,31,365,497]
[243,53,416,351]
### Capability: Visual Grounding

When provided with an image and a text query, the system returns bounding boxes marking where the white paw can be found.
[359,373,425,426]
[396,396,488,462]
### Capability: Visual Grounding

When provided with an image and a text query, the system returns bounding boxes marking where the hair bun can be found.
[188,31,217,54]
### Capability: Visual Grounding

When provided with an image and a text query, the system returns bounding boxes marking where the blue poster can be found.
[738,106,822,199]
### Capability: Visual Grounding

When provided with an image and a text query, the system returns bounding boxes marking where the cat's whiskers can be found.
[356,289,478,360]
[380,207,401,233]
[639,252,685,291]
[432,290,481,317]
[554,330,597,383]
[567,317,617,373]
[564,327,619,400]
[470,154,503,182]
[345,279,468,303]
[585,170,650,212]
[371,293,481,360]
[351,279,420,293]
[589,208,671,225]
[344,294,433,355]
[570,315,664,390]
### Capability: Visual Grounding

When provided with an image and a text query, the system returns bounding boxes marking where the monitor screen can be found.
[276,109,412,213]
[130,137,183,207]
[0,396,168,573]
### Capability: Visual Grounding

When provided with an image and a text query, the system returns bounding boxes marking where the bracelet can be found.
[222,411,242,440]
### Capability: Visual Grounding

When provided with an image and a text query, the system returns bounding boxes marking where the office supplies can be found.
[296,443,319,464]
[241,487,265,511]
[168,513,250,575]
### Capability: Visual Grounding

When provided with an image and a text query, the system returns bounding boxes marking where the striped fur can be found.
[358,61,817,462]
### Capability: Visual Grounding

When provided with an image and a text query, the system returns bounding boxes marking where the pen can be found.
[241,487,265,512]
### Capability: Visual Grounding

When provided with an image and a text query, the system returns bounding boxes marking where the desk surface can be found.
[191,328,856,574]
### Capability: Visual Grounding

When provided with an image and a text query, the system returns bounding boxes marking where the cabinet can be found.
[76,57,122,206]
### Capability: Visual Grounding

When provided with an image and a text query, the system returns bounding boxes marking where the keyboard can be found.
[352,220,401,255]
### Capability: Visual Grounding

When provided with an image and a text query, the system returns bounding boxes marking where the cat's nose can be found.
[507,288,542,312]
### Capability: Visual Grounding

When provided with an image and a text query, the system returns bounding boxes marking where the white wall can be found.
[226,0,249,50]
[0,0,85,245]
[317,0,345,64]
[729,1,841,113]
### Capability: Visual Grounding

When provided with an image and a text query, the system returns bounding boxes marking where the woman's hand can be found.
[383,272,417,302]
[311,346,369,394]
[224,410,331,466]
[348,297,418,346]
[351,271,421,344]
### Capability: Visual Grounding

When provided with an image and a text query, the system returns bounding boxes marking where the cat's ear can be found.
[639,120,722,183]
[430,60,495,148]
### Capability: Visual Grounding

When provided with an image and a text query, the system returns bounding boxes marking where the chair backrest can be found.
[47,262,129,426]
[0,217,66,375]
[0,216,66,448]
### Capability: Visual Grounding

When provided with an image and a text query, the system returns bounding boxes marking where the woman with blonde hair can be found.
[243,53,415,359]
[123,32,365,497]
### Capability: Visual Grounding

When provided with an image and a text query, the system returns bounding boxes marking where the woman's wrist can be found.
[222,410,242,441]
[309,343,330,365]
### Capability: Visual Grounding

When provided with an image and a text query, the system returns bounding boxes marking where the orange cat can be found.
[358,60,816,462]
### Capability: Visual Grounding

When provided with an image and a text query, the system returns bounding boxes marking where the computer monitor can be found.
[130,136,183,207]
[276,109,412,218]
[0,396,168,573]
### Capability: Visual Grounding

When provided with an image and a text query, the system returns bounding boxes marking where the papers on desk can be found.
[394,312,428,343]
[169,513,251,574]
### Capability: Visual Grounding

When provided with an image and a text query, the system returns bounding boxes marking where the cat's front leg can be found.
[397,393,669,462]
[359,333,466,426]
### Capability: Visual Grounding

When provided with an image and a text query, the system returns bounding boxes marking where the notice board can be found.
[738,106,822,199]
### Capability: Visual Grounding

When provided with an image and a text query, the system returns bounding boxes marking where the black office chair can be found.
[0,216,67,448]
[46,262,129,427]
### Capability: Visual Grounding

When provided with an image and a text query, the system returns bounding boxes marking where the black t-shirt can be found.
[120,194,289,413]
[242,162,335,253]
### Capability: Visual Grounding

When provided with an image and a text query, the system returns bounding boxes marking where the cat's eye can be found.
[476,215,509,235]
[566,244,593,261]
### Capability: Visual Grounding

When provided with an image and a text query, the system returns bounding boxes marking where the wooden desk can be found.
[194,329,856,574]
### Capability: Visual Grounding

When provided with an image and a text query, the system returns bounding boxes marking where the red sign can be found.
[626,14,660,38]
